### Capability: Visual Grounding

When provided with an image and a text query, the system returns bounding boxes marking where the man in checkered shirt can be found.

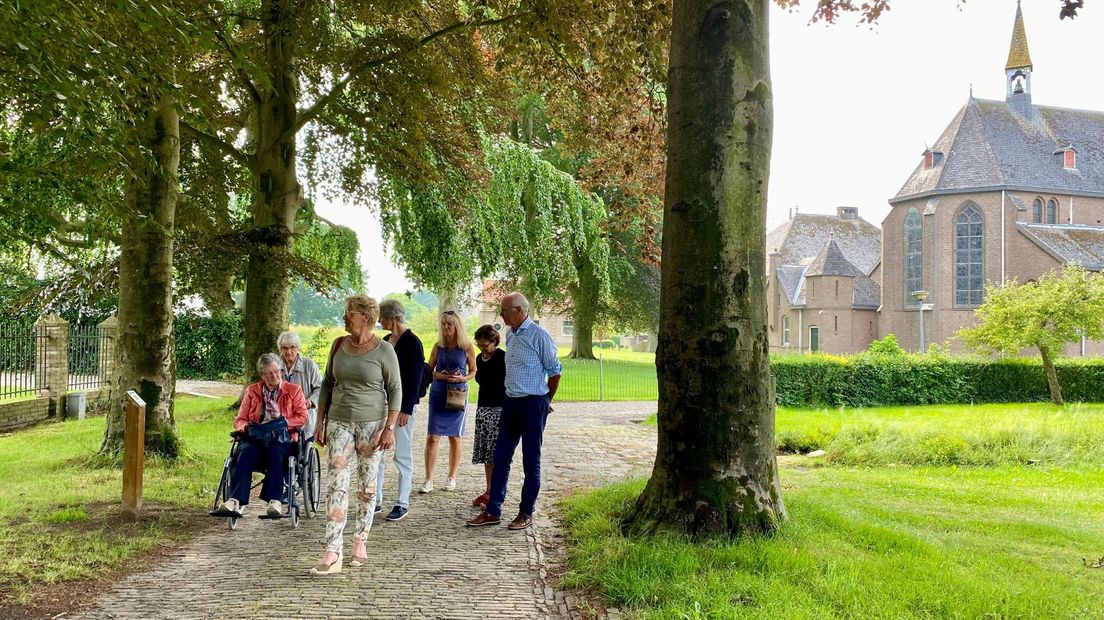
[466,292,562,531]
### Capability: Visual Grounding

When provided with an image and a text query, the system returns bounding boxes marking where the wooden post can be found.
[122,390,146,522]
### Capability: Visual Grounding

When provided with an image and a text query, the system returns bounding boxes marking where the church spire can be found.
[1005,1,1033,71]
[1005,2,1033,102]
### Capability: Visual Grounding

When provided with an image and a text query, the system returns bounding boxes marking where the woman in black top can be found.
[471,324,506,508]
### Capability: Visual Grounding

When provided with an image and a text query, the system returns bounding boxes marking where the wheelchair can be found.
[210,427,322,530]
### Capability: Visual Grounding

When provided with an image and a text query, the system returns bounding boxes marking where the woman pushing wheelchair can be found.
[217,353,309,517]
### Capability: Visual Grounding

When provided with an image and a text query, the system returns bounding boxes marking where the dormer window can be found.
[1055,146,1077,170]
[922,149,944,170]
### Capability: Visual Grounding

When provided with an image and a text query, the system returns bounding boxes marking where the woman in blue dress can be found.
[421,311,476,493]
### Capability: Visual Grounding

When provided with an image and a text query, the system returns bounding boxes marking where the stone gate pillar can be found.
[97,316,118,401]
[34,313,69,419]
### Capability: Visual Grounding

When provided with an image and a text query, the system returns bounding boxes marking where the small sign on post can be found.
[122,390,146,522]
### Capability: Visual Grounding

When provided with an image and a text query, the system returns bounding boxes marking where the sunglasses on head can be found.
[442,310,457,316]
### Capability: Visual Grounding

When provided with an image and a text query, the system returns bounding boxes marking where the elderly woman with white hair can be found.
[313,295,402,575]
[277,331,322,437]
[218,353,309,517]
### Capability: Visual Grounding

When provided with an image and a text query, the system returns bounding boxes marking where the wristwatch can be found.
[385,424,395,431]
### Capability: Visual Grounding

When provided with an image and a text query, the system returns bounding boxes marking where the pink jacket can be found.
[235,381,309,442]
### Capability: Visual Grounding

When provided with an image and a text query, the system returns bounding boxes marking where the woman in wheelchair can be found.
[218,353,309,517]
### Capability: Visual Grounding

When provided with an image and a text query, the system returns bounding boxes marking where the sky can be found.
[317,0,1104,300]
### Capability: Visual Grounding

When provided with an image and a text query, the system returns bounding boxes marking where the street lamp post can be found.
[912,290,929,353]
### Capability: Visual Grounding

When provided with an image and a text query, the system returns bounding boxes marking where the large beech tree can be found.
[625,0,786,536]
[0,1,206,456]
[626,0,1086,536]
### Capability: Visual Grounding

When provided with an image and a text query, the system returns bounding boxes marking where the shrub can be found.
[867,333,905,356]
[771,354,1104,407]
[175,311,244,380]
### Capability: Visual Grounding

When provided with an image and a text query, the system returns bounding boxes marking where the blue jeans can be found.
[375,408,415,509]
[486,395,549,518]
[230,441,290,504]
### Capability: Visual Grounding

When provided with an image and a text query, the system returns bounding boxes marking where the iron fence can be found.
[68,323,111,390]
[0,322,46,400]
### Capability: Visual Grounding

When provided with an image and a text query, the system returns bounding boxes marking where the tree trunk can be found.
[568,252,600,359]
[102,93,182,458]
[569,312,595,359]
[625,0,785,537]
[1039,346,1064,406]
[241,0,304,383]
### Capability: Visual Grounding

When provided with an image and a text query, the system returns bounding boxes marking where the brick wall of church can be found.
[883,191,1104,354]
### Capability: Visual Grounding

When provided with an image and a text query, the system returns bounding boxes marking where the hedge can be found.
[175,311,244,380]
[771,353,1104,407]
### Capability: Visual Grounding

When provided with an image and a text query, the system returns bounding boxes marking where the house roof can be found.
[777,239,881,309]
[1006,3,1033,70]
[766,212,881,275]
[893,98,1104,202]
[1016,223,1104,271]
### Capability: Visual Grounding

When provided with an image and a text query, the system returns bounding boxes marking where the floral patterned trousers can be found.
[324,419,386,554]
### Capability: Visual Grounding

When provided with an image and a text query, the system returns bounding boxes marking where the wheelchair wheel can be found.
[301,444,321,517]
[213,452,237,529]
[286,456,301,528]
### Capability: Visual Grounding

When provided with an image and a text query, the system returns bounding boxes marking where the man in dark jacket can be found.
[374,298,425,521]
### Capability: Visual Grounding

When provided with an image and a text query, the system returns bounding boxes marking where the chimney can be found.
[837,206,858,221]
[790,205,800,219]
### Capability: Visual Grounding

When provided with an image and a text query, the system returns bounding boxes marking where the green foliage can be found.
[771,354,1104,407]
[866,333,905,356]
[303,325,333,364]
[174,311,244,380]
[379,134,611,309]
[288,279,347,326]
[960,265,1104,357]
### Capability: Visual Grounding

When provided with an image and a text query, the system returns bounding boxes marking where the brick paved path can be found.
[76,400,658,619]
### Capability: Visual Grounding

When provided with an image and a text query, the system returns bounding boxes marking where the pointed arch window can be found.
[904,208,922,305]
[1032,197,1043,223]
[954,203,984,306]
[1046,198,1057,224]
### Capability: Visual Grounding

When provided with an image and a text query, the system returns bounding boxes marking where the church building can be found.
[880,3,1104,355]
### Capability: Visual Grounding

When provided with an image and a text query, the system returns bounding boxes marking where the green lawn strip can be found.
[0,397,235,598]
[645,403,1104,467]
[562,466,1104,619]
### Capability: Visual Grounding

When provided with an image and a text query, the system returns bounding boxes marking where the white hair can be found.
[379,299,406,321]
[505,292,530,313]
[277,331,301,348]
[257,353,281,373]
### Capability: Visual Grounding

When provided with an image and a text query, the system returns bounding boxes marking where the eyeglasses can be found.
[343,311,365,320]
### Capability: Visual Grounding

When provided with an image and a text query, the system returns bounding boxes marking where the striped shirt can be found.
[504,318,562,398]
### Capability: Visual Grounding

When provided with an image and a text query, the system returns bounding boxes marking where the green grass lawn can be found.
[568,403,1104,619]
[289,325,659,402]
[0,396,236,602]
[645,402,1104,467]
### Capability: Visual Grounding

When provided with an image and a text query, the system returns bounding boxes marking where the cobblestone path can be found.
[76,400,658,619]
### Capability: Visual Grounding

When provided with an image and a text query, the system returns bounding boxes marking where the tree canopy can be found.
[959,265,1104,405]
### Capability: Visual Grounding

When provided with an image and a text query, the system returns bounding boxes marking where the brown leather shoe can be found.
[465,511,501,527]
[507,513,532,530]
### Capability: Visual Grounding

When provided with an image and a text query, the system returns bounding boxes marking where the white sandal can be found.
[310,557,343,575]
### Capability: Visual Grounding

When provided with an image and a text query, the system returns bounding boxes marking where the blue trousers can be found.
[230,441,291,504]
[486,395,549,518]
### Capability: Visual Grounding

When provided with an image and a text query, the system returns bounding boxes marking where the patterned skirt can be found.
[471,406,502,464]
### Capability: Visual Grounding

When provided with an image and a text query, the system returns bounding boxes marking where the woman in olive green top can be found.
[312,295,402,575]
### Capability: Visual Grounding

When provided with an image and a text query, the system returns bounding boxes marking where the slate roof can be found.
[776,239,881,309]
[892,98,1104,202]
[766,212,881,275]
[1016,223,1104,270]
